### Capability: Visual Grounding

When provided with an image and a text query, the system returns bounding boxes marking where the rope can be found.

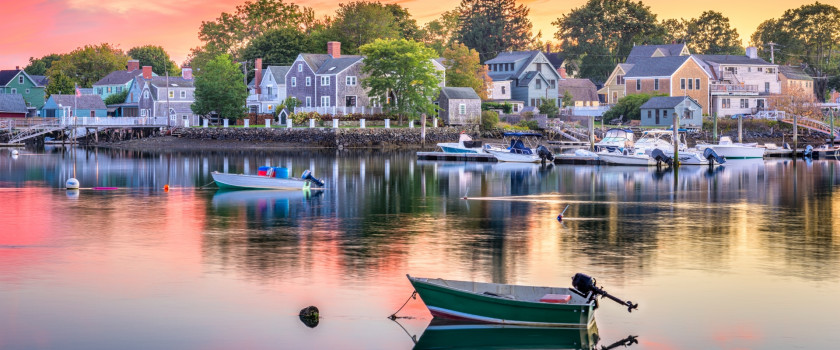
[198,180,217,189]
[388,290,417,320]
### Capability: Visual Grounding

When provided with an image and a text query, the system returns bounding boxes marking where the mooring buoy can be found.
[66,178,80,190]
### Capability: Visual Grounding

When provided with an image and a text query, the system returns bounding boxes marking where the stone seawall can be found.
[177,127,464,148]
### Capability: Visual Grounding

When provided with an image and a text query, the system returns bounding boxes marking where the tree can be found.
[561,90,574,107]
[192,54,248,120]
[104,90,129,105]
[360,39,443,122]
[602,93,666,122]
[329,1,403,54]
[127,45,180,75]
[442,43,489,99]
[457,0,534,62]
[240,27,315,76]
[45,72,74,97]
[553,0,666,83]
[24,54,64,76]
[664,11,743,55]
[385,4,420,40]
[538,97,559,117]
[419,10,460,55]
[46,43,128,88]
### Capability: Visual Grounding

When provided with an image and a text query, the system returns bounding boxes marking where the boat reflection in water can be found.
[411,319,636,350]
[211,189,323,218]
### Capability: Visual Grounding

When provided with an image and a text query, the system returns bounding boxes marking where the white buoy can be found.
[66,178,80,189]
[11,149,19,156]
[66,189,80,199]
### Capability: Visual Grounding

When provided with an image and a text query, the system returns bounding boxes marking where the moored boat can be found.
[437,133,485,154]
[484,132,553,163]
[412,319,601,350]
[696,136,765,159]
[211,168,325,190]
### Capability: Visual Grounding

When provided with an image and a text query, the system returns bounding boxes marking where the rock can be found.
[299,306,319,328]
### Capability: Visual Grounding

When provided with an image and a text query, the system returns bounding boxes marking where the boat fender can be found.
[164,184,170,192]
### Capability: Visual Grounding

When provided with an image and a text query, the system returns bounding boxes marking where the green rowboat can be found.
[413,320,601,350]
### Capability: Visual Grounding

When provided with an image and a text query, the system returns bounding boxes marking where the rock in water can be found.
[299,306,319,328]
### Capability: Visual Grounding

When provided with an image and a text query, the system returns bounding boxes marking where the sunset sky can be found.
[0,0,819,69]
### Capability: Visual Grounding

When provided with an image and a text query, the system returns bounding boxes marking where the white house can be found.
[247,58,290,114]
[696,47,781,117]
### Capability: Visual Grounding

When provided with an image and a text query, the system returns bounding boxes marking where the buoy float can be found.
[11,149,19,156]
[164,184,170,192]
[66,178,80,190]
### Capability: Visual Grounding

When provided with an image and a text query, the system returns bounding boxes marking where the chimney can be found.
[181,67,192,80]
[559,67,568,79]
[15,66,20,70]
[327,41,341,58]
[142,66,152,79]
[254,58,263,95]
[127,59,140,71]
[746,46,758,59]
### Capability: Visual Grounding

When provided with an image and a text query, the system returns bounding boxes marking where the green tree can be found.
[664,11,743,55]
[481,110,499,130]
[192,54,248,120]
[283,97,301,112]
[419,10,460,55]
[24,54,64,76]
[47,43,128,88]
[457,0,534,62]
[538,97,559,117]
[385,3,420,40]
[553,0,666,83]
[442,43,489,99]
[360,39,442,122]
[44,72,74,97]
[240,27,315,78]
[602,93,665,122]
[561,90,574,107]
[127,45,180,75]
[329,1,403,54]
[104,90,129,105]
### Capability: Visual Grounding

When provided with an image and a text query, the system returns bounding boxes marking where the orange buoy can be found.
[164,184,170,192]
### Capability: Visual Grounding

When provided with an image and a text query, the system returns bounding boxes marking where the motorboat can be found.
[436,133,485,154]
[696,136,765,159]
[484,132,553,163]
[598,130,681,166]
[594,128,635,152]
[211,167,325,190]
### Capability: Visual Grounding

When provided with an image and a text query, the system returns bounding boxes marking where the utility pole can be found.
[166,70,170,127]
[767,42,778,64]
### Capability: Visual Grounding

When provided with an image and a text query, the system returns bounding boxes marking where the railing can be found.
[59,117,171,127]
[295,106,384,115]
[779,115,840,136]
[710,84,759,94]
[755,110,785,121]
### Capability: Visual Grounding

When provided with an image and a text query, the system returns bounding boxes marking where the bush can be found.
[602,93,666,123]
[481,102,513,114]
[538,97,559,118]
[481,110,499,131]
[517,120,540,130]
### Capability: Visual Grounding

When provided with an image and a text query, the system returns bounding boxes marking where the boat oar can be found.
[572,273,639,313]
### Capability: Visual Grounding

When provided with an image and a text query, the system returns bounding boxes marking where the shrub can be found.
[517,120,540,130]
[481,110,499,131]
[481,102,513,114]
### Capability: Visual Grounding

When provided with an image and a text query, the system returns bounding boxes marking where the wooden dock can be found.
[0,143,24,147]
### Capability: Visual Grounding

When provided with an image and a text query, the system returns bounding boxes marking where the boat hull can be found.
[211,172,322,190]
[598,153,655,166]
[697,145,765,159]
[438,143,482,154]
[409,276,595,327]
[485,149,540,163]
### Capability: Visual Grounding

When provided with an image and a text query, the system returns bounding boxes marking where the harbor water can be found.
[1,146,838,349]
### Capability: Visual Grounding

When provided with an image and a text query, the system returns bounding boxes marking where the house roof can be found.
[694,54,773,66]
[94,69,144,86]
[268,66,290,82]
[148,76,194,88]
[624,56,691,78]
[300,54,331,72]
[544,52,565,70]
[626,44,688,64]
[640,96,700,109]
[315,55,363,74]
[0,70,22,86]
[518,71,549,87]
[440,87,480,100]
[486,51,544,82]
[0,94,28,113]
[779,65,813,81]
[48,95,107,110]
[30,75,49,86]
[557,79,598,101]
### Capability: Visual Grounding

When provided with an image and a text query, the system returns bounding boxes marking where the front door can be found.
[655,110,660,124]
[90,110,95,118]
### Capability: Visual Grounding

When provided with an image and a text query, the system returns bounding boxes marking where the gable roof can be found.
[695,54,773,66]
[315,55,363,74]
[779,66,813,81]
[544,52,565,70]
[48,95,107,110]
[624,56,691,78]
[94,69,143,86]
[640,96,700,109]
[0,70,41,87]
[148,76,194,89]
[440,87,480,100]
[626,44,688,64]
[557,79,598,101]
[486,51,542,81]
[300,54,330,72]
[267,66,290,83]
[0,94,28,113]
[30,75,49,86]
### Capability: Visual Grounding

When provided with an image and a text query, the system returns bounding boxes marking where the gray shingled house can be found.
[639,96,703,127]
[0,94,28,118]
[437,87,481,125]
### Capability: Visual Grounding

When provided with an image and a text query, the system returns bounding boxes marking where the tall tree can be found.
[329,1,402,54]
[192,54,248,120]
[240,27,316,77]
[664,11,743,55]
[46,43,128,88]
[419,10,461,55]
[456,0,533,62]
[442,43,489,99]
[44,72,74,97]
[553,0,666,83]
[127,45,180,75]
[385,4,420,40]
[751,2,840,100]
[24,54,64,76]
[360,39,442,121]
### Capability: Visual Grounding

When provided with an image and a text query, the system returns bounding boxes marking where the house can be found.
[437,87,481,125]
[779,65,814,99]
[696,47,780,116]
[485,51,561,108]
[598,44,689,104]
[246,59,290,114]
[0,68,46,113]
[557,79,599,107]
[134,66,197,122]
[0,94,28,118]
[623,55,711,114]
[639,96,703,127]
[41,94,107,118]
[92,60,150,101]
[544,52,575,79]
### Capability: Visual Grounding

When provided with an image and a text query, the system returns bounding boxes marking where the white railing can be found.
[59,117,171,127]
[754,110,785,121]
[710,84,759,94]
[294,106,383,115]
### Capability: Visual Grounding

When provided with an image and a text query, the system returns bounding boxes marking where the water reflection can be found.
[411,320,603,350]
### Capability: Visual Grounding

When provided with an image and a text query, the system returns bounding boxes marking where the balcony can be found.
[710,84,759,95]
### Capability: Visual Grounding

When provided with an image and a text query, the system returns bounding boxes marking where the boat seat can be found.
[539,294,572,303]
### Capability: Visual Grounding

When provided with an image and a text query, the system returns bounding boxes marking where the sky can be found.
[0,0,819,70]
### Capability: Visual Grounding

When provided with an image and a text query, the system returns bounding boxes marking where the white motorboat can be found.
[484,132,553,163]
[437,133,486,154]
[696,136,765,159]
[594,128,635,152]
[598,130,680,166]
[211,168,325,190]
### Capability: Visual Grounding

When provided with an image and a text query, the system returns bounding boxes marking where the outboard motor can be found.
[703,148,726,165]
[650,149,672,167]
[804,145,813,158]
[300,170,325,188]
[536,145,554,162]
[572,273,639,313]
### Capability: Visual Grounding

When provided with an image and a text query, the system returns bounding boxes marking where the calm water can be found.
[1,146,838,349]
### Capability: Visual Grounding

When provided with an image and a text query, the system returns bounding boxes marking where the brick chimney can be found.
[254,58,263,95]
[181,67,192,80]
[559,67,568,79]
[327,41,341,58]
[142,66,152,79]
[127,59,140,71]
[15,66,20,71]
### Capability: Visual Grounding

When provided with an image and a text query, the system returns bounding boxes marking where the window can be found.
[636,80,641,91]
[140,109,147,117]
[143,90,149,99]
[535,79,541,89]
[758,67,763,72]
[370,97,380,107]
[681,79,685,90]
[117,87,122,92]
[268,74,272,82]
[695,79,700,90]
[298,64,302,72]
[321,96,330,106]
[767,68,774,74]
[107,87,112,93]
[97,88,102,94]
[654,79,659,90]
[321,76,330,86]
[180,91,186,99]
[765,82,770,93]
[25,89,30,94]
[346,96,356,107]
[459,103,466,114]
[616,75,624,85]
[305,96,312,107]
[291,77,297,87]
[501,86,506,95]
[740,99,748,108]
[722,98,730,109]
[346,76,357,86]
[688,79,693,90]
[266,86,272,96]
[10,88,15,94]
[306,77,311,86]
[748,67,751,72]
[168,90,174,98]
[18,76,23,84]
[662,109,667,117]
